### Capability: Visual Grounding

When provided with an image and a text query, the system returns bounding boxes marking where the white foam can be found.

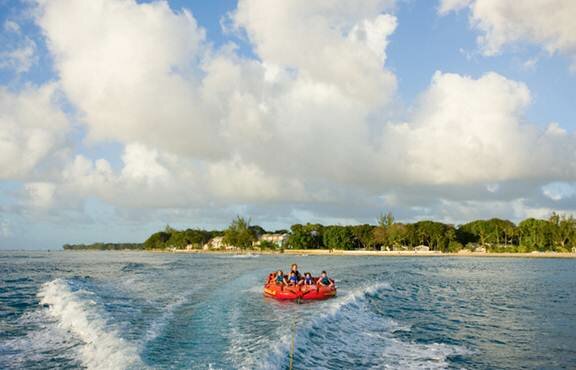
[252,282,393,369]
[255,281,465,369]
[38,278,144,370]
[0,309,79,368]
[243,285,265,294]
[226,254,260,259]
[380,338,469,369]
[317,281,392,319]
[143,295,187,343]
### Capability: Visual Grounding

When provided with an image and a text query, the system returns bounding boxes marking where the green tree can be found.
[549,213,576,251]
[351,224,376,250]
[518,218,554,251]
[287,224,324,249]
[249,225,267,238]
[323,226,357,250]
[378,211,395,227]
[223,216,257,250]
[412,221,456,251]
[144,231,171,249]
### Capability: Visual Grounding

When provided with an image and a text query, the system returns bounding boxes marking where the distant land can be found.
[64,213,576,255]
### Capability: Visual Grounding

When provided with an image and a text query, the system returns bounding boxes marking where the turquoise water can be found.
[0,251,575,369]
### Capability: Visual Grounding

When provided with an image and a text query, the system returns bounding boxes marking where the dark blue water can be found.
[0,251,575,369]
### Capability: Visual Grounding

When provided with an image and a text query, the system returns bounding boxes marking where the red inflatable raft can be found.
[263,273,336,301]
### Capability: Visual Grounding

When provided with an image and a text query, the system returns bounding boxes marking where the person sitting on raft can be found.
[274,270,287,285]
[290,263,302,281]
[302,272,314,286]
[287,271,301,286]
[317,270,334,288]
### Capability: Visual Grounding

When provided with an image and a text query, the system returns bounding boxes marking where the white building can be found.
[206,236,225,249]
[256,233,289,248]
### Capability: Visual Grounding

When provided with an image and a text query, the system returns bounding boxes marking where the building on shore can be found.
[204,236,240,251]
[255,233,289,248]
[206,236,225,250]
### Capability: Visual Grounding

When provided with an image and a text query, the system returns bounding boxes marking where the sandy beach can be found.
[159,248,576,258]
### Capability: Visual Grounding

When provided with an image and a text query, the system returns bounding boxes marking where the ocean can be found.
[0,251,575,369]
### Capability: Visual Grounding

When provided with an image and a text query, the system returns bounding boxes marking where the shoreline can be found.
[147,249,576,259]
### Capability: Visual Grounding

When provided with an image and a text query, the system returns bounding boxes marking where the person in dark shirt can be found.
[290,263,302,281]
[317,270,334,288]
[274,270,287,285]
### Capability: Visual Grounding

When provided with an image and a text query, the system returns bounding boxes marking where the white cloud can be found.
[438,0,472,15]
[486,184,499,193]
[542,182,576,201]
[521,57,539,71]
[382,71,576,184]
[36,0,219,158]
[0,84,69,179]
[433,198,558,224]
[4,20,21,33]
[0,38,37,74]
[1,20,38,74]
[0,219,11,237]
[232,0,397,106]
[440,0,576,69]
[1,0,570,231]
[24,182,56,208]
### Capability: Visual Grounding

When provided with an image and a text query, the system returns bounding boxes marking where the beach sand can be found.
[160,248,576,258]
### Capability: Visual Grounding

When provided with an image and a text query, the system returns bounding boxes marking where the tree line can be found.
[64,213,576,253]
[63,242,144,251]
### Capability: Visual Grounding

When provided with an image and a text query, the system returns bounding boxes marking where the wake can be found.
[253,281,466,369]
[38,278,144,370]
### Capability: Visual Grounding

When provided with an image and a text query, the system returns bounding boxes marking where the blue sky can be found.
[0,0,575,249]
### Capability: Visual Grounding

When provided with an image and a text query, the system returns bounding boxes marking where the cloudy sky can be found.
[0,0,575,249]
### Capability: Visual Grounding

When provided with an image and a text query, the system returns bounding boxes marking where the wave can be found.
[120,262,147,272]
[233,282,393,370]
[0,309,81,369]
[142,295,188,344]
[380,339,468,369]
[252,281,466,369]
[38,278,144,370]
[220,254,261,259]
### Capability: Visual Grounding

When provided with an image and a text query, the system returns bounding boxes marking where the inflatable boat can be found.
[263,273,336,301]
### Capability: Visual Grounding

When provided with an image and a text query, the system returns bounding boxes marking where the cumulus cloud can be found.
[232,0,397,105]
[1,0,573,235]
[24,182,56,209]
[381,71,576,184]
[0,38,37,74]
[36,0,220,158]
[439,0,576,69]
[32,0,401,199]
[0,84,69,179]
[0,20,38,74]
[438,0,472,15]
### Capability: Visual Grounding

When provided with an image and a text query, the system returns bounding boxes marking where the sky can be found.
[0,0,575,249]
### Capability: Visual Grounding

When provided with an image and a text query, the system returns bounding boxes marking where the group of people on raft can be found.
[271,263,335,288]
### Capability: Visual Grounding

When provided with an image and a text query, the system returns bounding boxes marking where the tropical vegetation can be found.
[63,213,576,253]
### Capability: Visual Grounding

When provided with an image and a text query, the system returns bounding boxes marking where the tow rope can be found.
[289,316,297,370]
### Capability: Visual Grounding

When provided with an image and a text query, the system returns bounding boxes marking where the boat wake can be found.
[253,281,466,369]
[222,254,261,259]
[37,278,145,370]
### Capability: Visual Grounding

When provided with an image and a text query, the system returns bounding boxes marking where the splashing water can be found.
[1,251,575,369]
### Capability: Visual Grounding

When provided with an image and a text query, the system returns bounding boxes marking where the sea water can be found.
[0,251,575,369]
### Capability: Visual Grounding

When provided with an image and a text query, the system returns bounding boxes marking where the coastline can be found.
[147,248,576,259]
